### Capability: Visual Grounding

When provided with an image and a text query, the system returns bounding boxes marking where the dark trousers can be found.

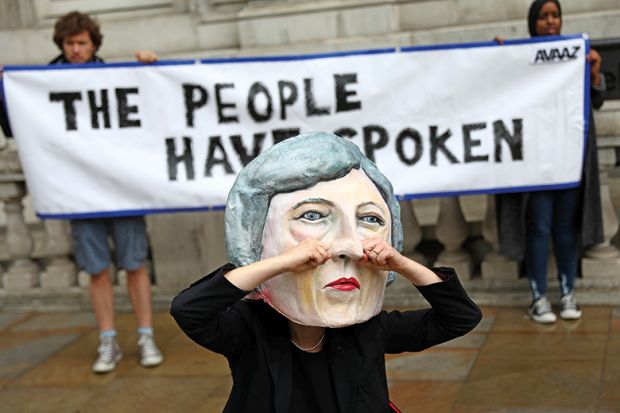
[525,188,581,300]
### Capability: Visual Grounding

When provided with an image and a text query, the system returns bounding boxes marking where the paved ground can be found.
[0,305,618,413]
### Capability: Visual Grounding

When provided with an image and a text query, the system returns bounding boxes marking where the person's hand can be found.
[587,48,602,87]
[224,238,331,291]
[361,238,407,272]
[280,238,332,273]
[362,237,443,286]
[493,36,505,45]
[134,50,158,64]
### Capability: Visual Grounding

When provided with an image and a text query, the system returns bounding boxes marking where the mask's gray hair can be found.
[224,132,403,283]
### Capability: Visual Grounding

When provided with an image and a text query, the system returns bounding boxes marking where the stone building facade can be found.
[1,0,619,309]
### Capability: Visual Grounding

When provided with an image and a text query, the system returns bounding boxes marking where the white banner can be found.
[3,35,588,219]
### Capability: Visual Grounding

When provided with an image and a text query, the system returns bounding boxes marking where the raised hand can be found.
[361,237,442,286]
[134,50,159,64]
[587,49,602,87]
[280,238,332,273]
[361,238,407,272]
[224,238,330,291]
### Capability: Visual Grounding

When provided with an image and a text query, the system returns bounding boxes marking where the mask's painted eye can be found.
[300,211,324,221]
[360,215,385,226]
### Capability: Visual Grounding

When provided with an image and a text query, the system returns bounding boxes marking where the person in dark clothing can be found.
[497,0,605,324]
[171,132,482,413]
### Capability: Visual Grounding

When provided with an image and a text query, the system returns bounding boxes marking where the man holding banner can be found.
[47,11,163,373]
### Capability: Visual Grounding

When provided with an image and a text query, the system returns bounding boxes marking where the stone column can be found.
[481,194,519,279]
[582,170,620,278]
[147,211,227,290]
[39,220,77,289]
[399,200,424,264]
[0,178,39,289]
[434,196,472,278]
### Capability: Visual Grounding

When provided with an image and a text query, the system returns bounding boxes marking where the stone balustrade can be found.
[1,119,618,309]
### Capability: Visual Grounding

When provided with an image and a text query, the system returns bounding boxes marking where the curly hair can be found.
[53,11,103,50]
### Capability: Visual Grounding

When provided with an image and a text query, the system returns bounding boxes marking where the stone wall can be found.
[2,0,620,62]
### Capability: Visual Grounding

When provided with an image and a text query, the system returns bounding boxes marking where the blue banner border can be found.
[1,34,589,219]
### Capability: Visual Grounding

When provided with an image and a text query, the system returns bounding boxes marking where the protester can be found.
[48,11,162,373]
[497,0,605,324]
[171,132,481,412]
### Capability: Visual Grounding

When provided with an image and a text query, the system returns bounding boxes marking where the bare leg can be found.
[89,268,115,332]
[127,266,152,328]
[129,267,163,367]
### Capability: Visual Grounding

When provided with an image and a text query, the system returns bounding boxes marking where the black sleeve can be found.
[170,264,254,358]
[0,94,13,138]
[591,75,606,110]
[381,267,482,354]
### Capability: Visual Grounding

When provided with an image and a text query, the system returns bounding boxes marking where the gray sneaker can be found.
[528,296,557,324]
[92,335,122,373]
[560,293,582,320]
[138,333,163,367]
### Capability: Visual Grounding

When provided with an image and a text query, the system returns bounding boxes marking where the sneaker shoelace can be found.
[536,298,552,314]
[138,334,160,357]
[563,294,578,310]
[97,337,117,362]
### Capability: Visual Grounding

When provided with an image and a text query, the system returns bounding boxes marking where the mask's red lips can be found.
[324,277,360,291]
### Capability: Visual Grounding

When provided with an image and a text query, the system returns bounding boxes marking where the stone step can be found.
[170,6,620,57]
[3,2,620,64]
[0,12,198,65]
[204,0,620,49]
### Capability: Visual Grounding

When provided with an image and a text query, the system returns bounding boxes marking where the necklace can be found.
[290,330,325,353]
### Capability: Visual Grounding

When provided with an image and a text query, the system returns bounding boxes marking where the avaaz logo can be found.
[530,45,582,64]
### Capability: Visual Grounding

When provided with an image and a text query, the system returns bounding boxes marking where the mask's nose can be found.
[329,215,364,262]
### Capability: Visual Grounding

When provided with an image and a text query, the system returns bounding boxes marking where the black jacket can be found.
[170,264,481,413]
[0,95,11,138]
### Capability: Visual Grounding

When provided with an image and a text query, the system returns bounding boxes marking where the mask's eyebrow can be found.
[357,201,387,215]
[290,198,335,210]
